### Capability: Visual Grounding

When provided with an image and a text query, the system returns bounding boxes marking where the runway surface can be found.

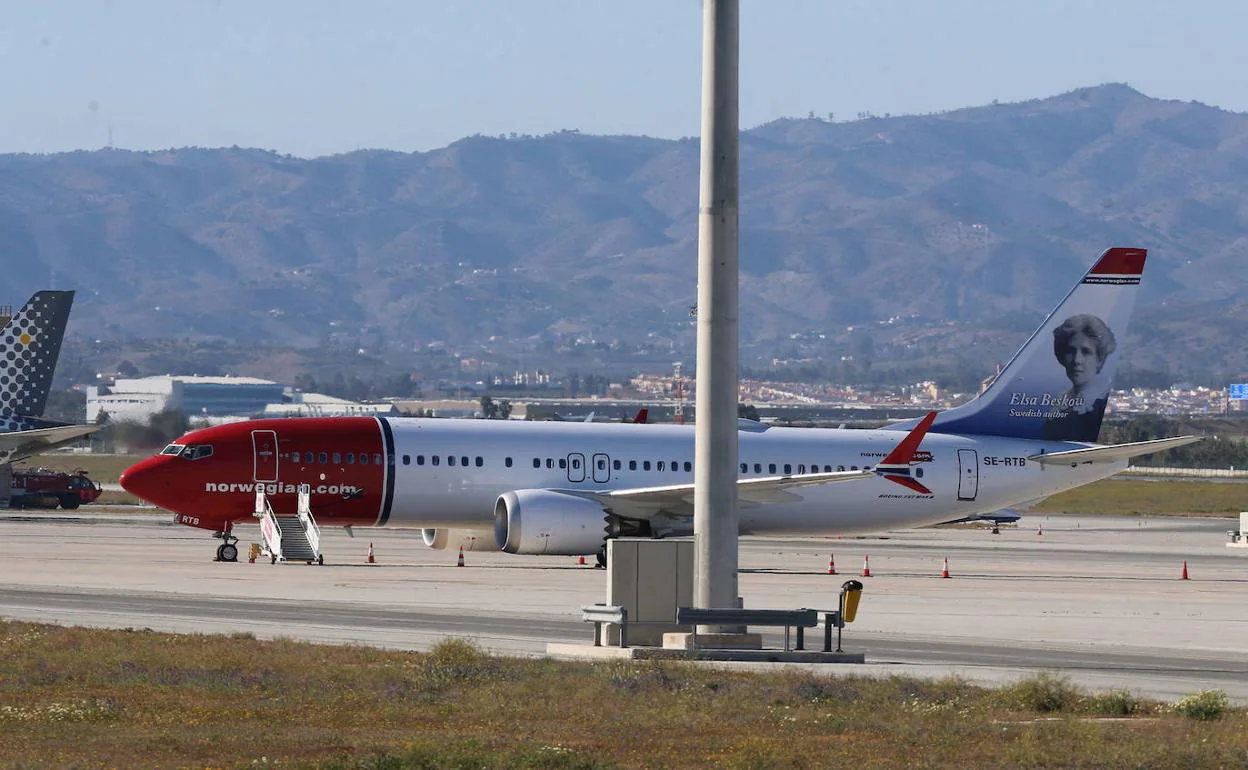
[1,509,1245,703]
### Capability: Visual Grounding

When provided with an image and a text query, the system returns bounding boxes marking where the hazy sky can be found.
[4,0,1247,157]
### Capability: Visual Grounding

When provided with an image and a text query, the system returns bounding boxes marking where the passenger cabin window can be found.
[533,458,541,468]
[318,452,328,464]
[432,456,440,466]
[629,460,637,471]
[448,456,457,467]
[657,461,665,471]
[740,463,747,474]
[596,458,606,471]
[347,453,356,464]
[754,463,761,474]
[643,461,651,471]
[375,454,384,465]
[402,455,410,465]
[683,461,692,472]
[768,463,776,474]
[559,458,567,470]
[546,459,554,469]
[784,464,792,475]
[505,457,513,468]
[417,455,425,466]
[460,456,468,467]
[475,457,483,468]
[613,460,621,470]
[798,464,805,474]
[333,453,341,464]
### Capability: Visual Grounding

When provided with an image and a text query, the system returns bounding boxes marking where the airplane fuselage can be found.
[124,416,1121,537]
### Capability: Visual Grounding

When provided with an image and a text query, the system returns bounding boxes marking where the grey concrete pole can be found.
[693,0,740,627]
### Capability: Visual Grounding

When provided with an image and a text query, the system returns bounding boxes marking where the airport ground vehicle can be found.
[8,467,103,509]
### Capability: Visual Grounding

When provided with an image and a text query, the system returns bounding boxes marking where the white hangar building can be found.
[86,375,285,423]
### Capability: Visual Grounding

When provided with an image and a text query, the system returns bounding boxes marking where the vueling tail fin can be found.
[0,290,75,420]
[896,247,1146,442]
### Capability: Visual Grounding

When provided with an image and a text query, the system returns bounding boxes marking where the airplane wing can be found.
[1028,435,1203,466]
[0,424,100,464]
[561,411,938,520]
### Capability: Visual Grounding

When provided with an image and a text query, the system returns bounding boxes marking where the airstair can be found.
[255,485,324,565]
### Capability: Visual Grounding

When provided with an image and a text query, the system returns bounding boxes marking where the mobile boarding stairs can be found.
[254,485,324,565]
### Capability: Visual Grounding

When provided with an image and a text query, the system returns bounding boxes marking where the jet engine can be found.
[493,489,609,555]
[420,528,497,552]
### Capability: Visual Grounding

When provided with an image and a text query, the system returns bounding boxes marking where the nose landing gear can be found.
[213,524,240,562]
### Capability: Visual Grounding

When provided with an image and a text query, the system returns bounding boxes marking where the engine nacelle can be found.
[494,489,609,555]
[420,528,497,552]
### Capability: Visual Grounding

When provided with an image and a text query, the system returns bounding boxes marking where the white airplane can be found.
[0,291,98,464]
[120,247,1199,563]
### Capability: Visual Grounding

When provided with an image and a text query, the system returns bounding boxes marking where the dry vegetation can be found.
[0,622,1245,769]
[1031,478,1247,517]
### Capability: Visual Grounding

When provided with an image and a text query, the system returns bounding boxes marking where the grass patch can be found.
[0,621,1245,768]
[1031,478,1245,516]
[14,454,137,485]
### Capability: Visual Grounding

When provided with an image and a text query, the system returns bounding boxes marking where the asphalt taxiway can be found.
[1,509,1245,703]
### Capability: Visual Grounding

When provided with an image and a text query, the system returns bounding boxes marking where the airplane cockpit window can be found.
[183,445,214,461]
[160,444,185,456]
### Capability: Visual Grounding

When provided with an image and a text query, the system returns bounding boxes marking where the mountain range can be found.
[4,83,1247,386]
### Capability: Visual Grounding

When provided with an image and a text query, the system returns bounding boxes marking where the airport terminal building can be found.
[86,375,285,423]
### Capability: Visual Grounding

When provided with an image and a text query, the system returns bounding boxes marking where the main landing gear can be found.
[596,546,607,569]
[214,524,239,563]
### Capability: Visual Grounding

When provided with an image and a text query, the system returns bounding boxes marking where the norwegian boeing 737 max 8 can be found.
[120,247,1199,563]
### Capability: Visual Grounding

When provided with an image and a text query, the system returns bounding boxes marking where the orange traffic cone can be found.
[862,554,872,577]
[827,554,837,575]
[1181,560,1189,580]
[457,546,465,567]
[367,542,375,564]
[940,557,951,579]
[578,555,587,566]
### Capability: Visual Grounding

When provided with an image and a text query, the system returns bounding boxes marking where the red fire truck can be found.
[8,468,103,509]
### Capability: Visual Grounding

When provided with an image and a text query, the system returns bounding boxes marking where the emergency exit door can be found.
[957,449,979,501]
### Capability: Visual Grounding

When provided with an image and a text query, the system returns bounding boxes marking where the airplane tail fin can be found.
[0,290,75,420]
[898,248,1146,443]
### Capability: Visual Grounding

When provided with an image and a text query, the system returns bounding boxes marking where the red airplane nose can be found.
[119,455,175,508]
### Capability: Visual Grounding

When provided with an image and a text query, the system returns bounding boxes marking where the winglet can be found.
[878,411,937,469]
[875,411,936,494]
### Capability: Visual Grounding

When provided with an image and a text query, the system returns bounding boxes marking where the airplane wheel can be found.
[219,543,239,562]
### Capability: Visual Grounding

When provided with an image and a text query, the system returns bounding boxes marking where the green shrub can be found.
[998,673,1081,713]
[1085,688,1143,716]
[1170,690,1230,720]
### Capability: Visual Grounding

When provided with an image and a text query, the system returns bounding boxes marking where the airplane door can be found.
[592,453,611,483]
[567,453,586,483]
[252,430,279,483]
[957,449,979,501]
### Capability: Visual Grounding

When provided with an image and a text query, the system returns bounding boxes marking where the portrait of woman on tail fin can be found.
[1043,314,1115,441]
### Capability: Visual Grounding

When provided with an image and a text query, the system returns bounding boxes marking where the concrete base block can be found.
[663,632,762,651]
[546,642,865,664]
